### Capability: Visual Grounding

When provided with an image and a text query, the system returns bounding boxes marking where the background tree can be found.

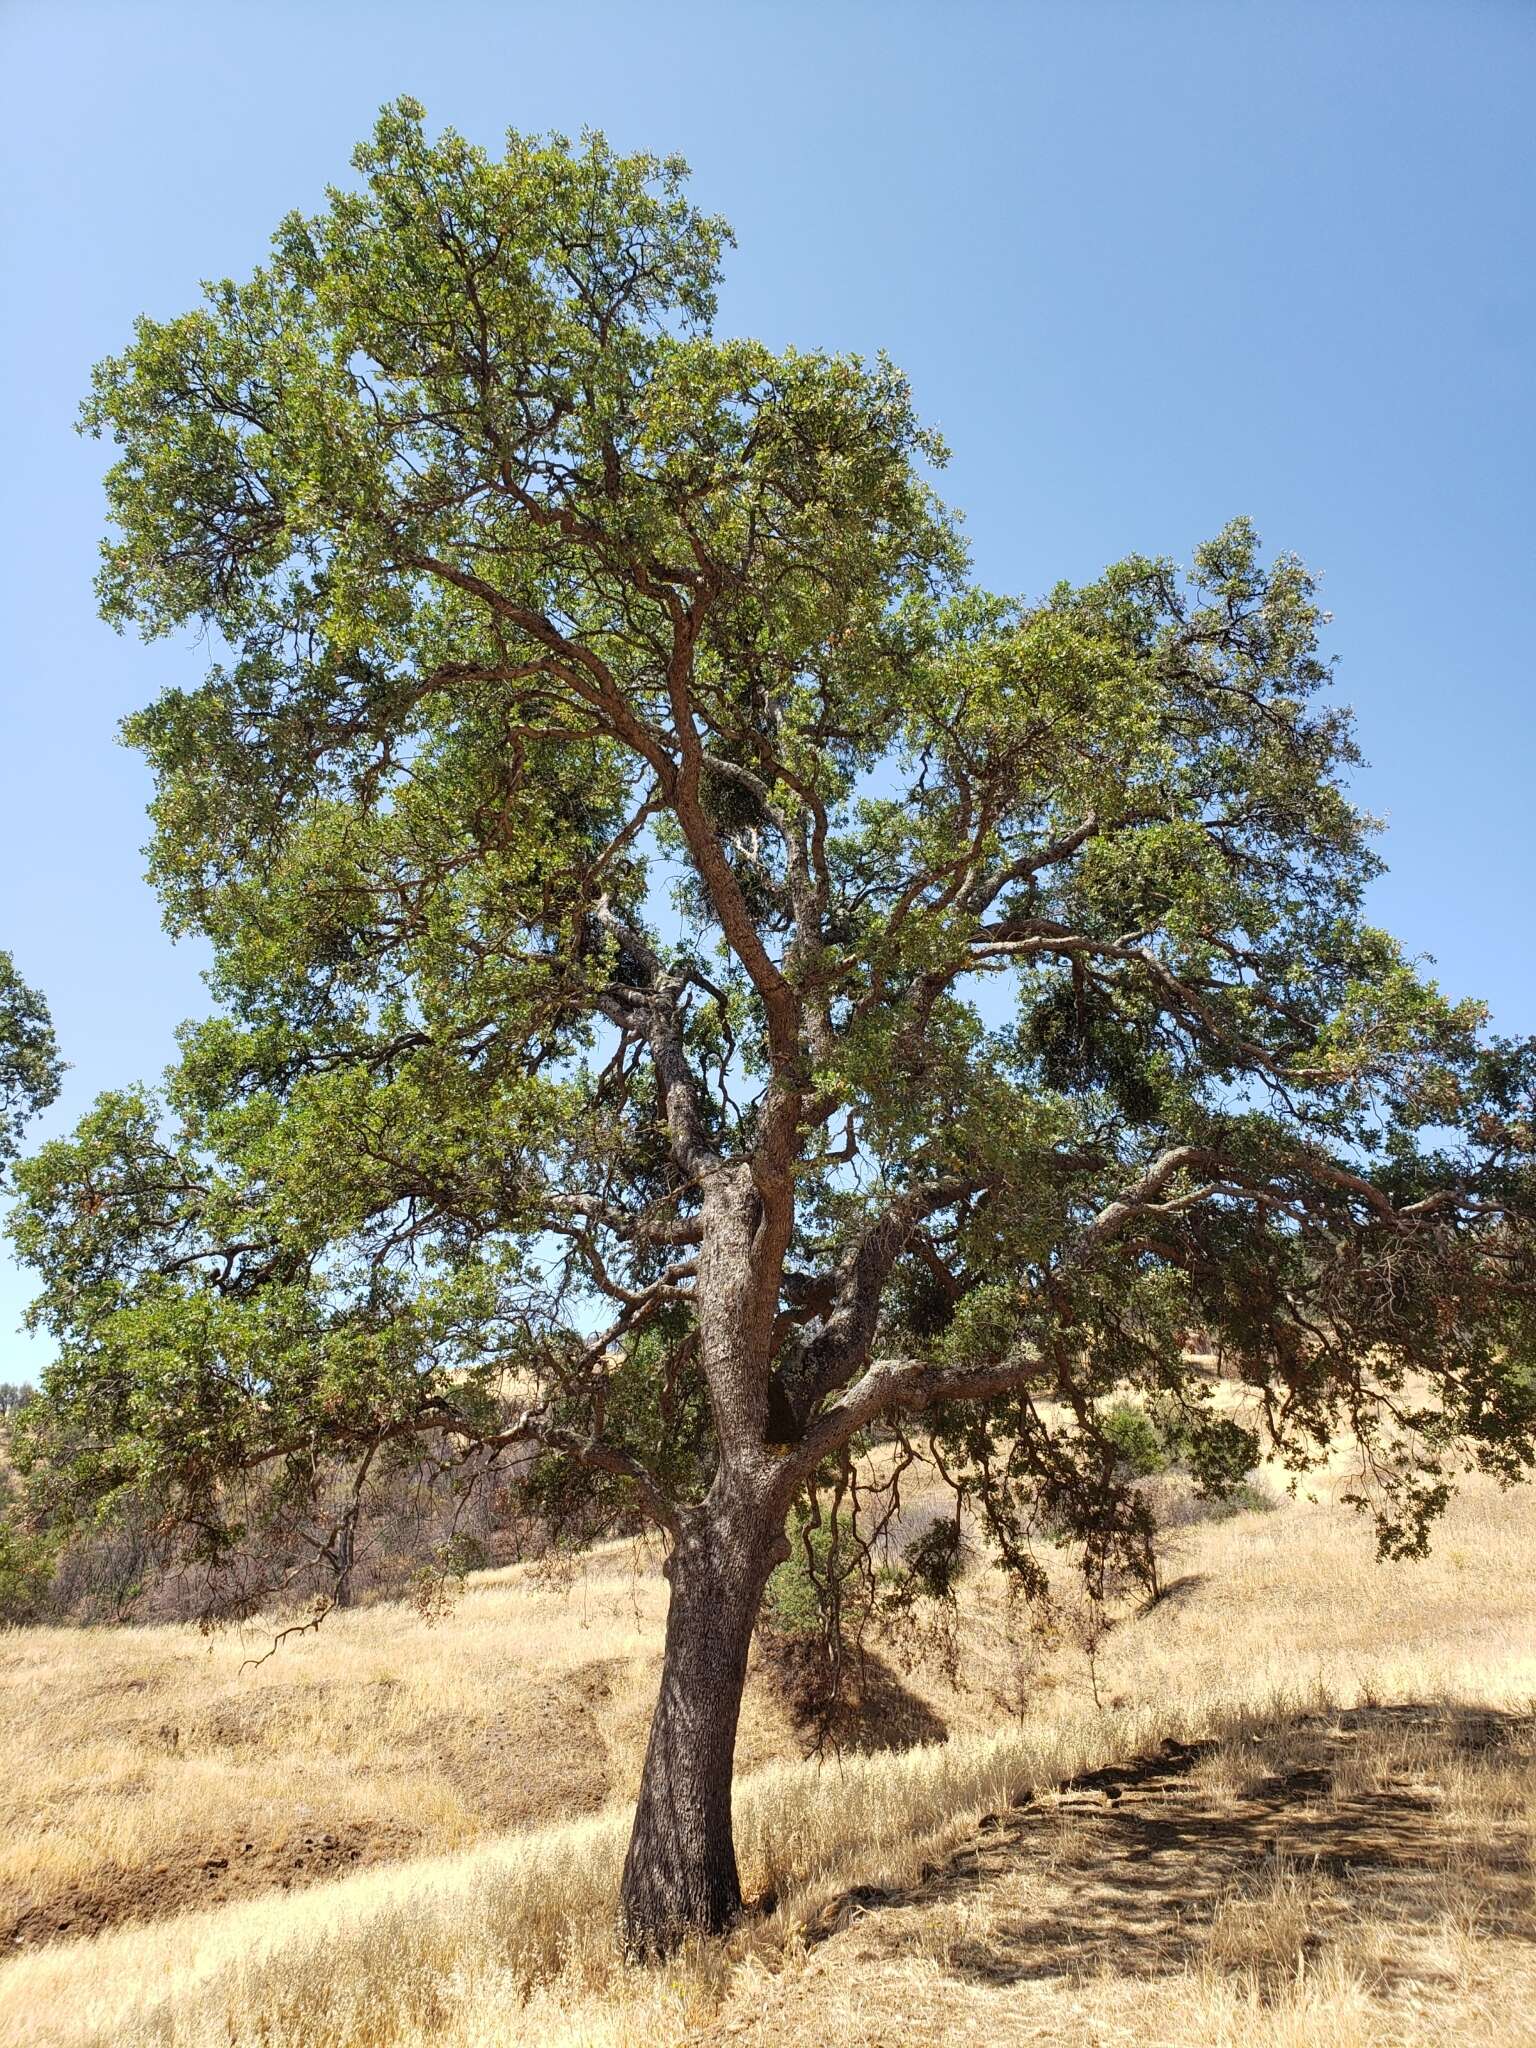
[11,102,1536,1954]
[0,950,61,1170]
[0,951,59,1621]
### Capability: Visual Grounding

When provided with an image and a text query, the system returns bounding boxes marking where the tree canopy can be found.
[11,100,1536,1949]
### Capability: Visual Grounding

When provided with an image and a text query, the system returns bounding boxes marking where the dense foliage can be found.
[0,952,60,1171]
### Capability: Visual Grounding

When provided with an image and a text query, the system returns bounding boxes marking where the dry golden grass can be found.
[701,1704,1536,2048]
[2,1462,1535,2046]
[0,1540,678,1933]
[0,1515,1024,1949]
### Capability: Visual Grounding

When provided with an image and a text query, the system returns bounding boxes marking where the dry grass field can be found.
[3,1450,1536,2047]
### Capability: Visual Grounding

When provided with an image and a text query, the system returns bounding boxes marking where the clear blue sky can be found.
[2,0,1533,1376]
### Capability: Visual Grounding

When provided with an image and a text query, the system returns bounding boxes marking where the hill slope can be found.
[3,1468,1536,2046]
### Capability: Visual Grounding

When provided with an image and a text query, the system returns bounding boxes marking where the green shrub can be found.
[1099,1401,1172,1476]
[1100,1397,1268,1510]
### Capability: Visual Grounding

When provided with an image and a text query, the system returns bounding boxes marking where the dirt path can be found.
[703,1706,1536,2046]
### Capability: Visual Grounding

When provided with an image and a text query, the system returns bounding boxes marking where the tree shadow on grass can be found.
[760,1635,949,1757]
[805,1704,1536,1995]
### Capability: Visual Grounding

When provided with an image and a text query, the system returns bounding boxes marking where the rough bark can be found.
[619,1480,787,1956]
[619,1131,797,1955]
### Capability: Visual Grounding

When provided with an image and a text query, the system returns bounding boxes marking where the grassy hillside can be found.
[3,1457,1535,2046]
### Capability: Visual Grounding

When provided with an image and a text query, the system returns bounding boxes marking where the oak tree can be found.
[12,103,1536,1953]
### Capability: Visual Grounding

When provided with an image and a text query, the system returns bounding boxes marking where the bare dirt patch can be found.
[4,1815,423,1950]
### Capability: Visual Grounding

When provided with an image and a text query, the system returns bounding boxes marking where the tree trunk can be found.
[620,1495,780,1956]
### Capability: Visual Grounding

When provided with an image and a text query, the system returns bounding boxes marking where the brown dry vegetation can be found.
[3,1454,1536,2047]
[699,1702,1536,2048]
